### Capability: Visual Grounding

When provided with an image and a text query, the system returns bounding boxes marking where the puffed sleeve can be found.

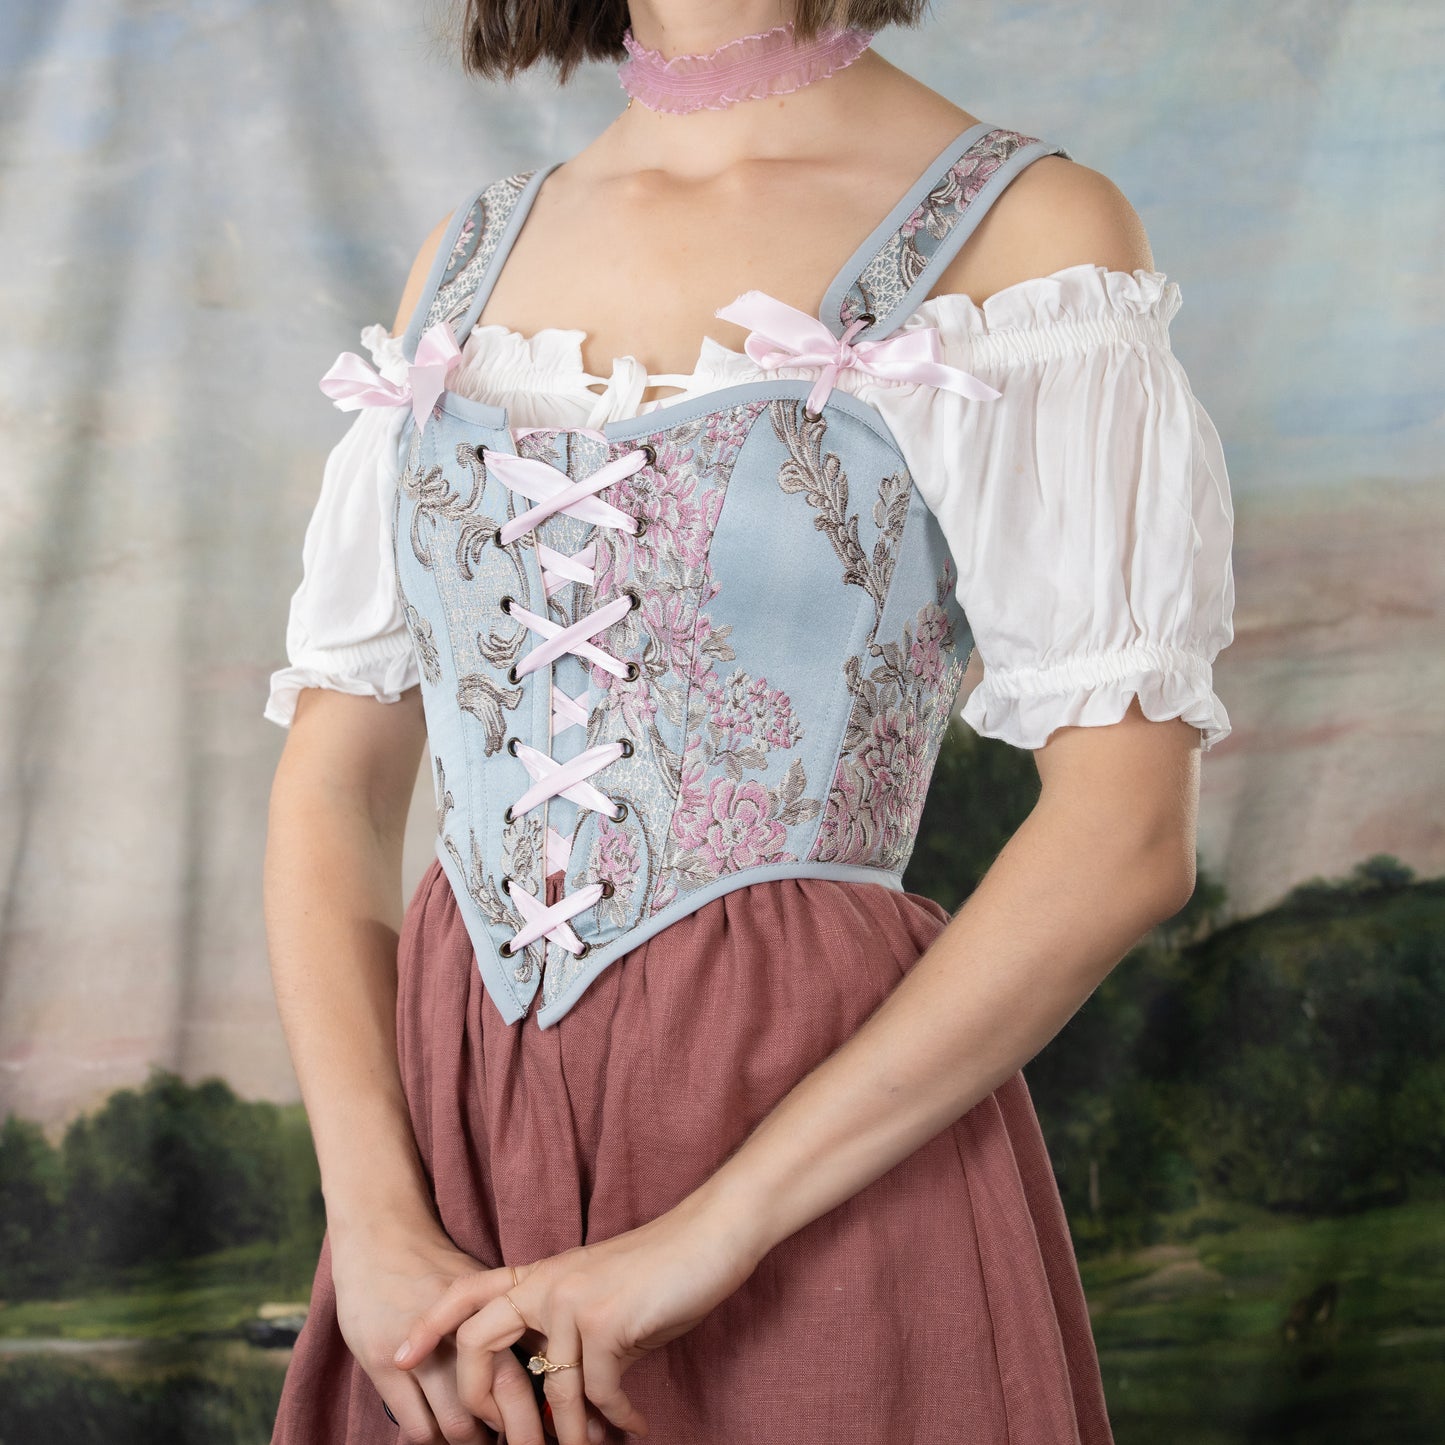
[262,325,419,728]
[902,264,1235,753]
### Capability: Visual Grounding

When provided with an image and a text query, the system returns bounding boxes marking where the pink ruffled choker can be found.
[617,19,875,115]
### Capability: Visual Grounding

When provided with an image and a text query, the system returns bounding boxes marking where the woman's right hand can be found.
[328,1220,546,1443]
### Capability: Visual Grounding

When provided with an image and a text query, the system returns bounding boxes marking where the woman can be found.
[263,2,1235,1442]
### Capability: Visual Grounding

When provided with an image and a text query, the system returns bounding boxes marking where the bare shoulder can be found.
[388,210,456,338]
[929,154,1156,307]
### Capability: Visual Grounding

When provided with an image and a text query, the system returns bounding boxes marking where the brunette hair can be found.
[454,1,930,84]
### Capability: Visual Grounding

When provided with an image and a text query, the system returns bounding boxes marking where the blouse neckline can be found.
[364,263,1180,428]
[449,264,1176,395]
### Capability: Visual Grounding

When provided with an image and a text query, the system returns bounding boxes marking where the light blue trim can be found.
[867,138,1073,341]
[815,120,994,338]
[451,163,564,350]
[433,389,511,431]
[400,182,490,365]
[431,832,533,1024]
[533,862,906,1029]
[435,375,906,452]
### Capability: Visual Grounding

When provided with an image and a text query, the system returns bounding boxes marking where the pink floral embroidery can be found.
[842,128,1044,330]
[900,129,1031,243]
[594,816,639,890]
[811,575,966,872]
[640,593,698,672]
[676,738,708,820]
[566,399,819,913]
[708,670,802,752]
[583,815,641,930]
[675,777,791,873]
[909,603,950,686]
[855,706,927,847]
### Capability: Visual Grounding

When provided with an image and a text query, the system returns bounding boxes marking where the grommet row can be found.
[485,441,656,965]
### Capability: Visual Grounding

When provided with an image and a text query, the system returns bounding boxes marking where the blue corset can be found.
[387,122,1068,1027]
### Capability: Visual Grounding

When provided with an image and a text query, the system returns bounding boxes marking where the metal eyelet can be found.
[499,938,517,958]
[617,737,634,759]
[624,587,642,612]
[802,404,824,423]
[640,442,658,467]
[507,664,521,685]
[573,940,592,960]
[501,874,513,894]
[478,444,489,460]
[492,528,508,549]
[502,804,516,825]
[499,595,514,615]
[506,736,521,757]
[631,516,648,539]
[610,802,629,824]
[598,880,615,900]
[857,311,877,327]
[622,661,641,682]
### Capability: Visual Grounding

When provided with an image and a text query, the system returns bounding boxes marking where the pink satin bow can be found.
[318,320,462,432]
[714,290,1002,413]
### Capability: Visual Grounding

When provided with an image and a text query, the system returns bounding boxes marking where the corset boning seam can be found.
[482,443,654,964]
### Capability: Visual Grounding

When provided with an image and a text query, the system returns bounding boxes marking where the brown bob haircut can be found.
[456,1,932,85]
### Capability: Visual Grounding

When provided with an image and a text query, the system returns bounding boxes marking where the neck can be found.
[628,0,804,60]
[611,1,883,174]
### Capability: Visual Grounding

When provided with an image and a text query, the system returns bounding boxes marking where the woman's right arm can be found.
[263,680,433,1240]
[261,215,566,1443]
[262,212,451,1248]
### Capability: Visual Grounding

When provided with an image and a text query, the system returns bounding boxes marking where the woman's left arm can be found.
[688,702,1199,1258]
[391,713,1198,1445]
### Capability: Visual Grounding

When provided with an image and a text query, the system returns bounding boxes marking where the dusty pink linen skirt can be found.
[271,857,1115,1444]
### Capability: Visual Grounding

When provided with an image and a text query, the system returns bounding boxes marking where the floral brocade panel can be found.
[840,128,1052,330]
[562,396,969,945]
[564,400,825,946]
[759,402,968,875]
[810,565,967,872]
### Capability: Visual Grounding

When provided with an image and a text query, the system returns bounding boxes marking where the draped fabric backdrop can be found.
[1,2,1441,1441]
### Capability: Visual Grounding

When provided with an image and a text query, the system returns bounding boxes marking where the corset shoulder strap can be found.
[398,165,551,363]
[819,122,1074,341]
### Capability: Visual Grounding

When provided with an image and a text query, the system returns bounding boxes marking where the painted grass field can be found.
[3,1199,1441,1443]
[1093,1200,1445,1444]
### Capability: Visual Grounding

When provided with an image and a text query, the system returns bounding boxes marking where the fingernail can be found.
[393,1341,410,1363]
[588,1420,604,1443]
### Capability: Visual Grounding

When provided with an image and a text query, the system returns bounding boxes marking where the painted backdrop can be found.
[0,2,1441,1442]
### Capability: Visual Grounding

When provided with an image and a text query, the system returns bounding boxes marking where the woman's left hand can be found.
[390,1189,763,1443]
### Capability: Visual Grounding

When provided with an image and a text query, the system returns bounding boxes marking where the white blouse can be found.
[264,263,1235,752]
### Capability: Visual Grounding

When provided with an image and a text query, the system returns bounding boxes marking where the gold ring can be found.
[502,1292,528,1329]
[527,1352,581,1374]
[509,1264,520,1288]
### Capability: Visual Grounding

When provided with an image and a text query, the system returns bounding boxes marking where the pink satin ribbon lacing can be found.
[713,290,1003,413]
[484,445,650,959]
[317,320,462,433]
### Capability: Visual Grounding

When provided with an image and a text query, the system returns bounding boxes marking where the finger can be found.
[490,1345,547,1445]
[540,1396,611,1444]
[581,1336,649,1440]
[453,1293,537,1410]
[395,1265,517,1368]
[452,1314,502,1427]
[412,1338,493,1444]
[539,1316,588,1445]
[384,1367,444,1442]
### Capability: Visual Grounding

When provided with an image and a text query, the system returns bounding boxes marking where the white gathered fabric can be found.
[483,444,649,958]
[264,264,1235,753]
